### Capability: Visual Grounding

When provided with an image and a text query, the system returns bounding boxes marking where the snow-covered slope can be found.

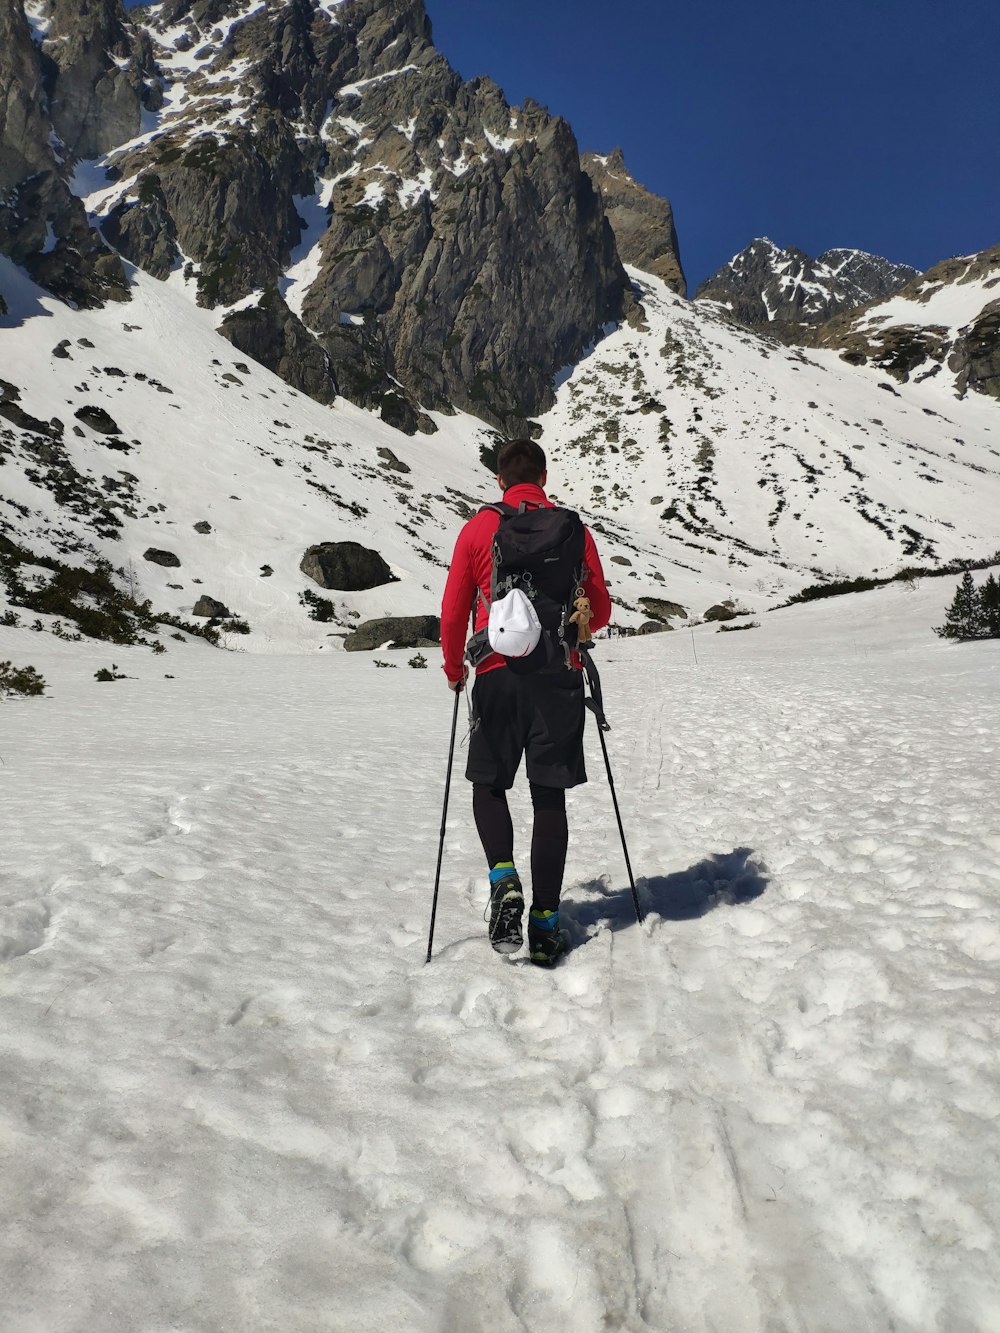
[2,257,1000,652]
[541,269,1000,606]
[808,245,1000,401]
[2,578,998,1331]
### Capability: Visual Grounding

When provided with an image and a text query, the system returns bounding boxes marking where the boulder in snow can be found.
[344,616,440,652]
[300,542,396,592]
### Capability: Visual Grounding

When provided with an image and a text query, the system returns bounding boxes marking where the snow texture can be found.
[1,583,998,1330]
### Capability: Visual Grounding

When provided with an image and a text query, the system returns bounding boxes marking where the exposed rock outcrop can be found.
[144,547,180,567]
[639,596,687,623]
[344,615,440,651]
[951,299,1000,400]
[42,0,160,159]
[219,288,338,405]
[805,244,1000,401]
[582,149,686,296]
[0,0,128,307]
[82,0,632,434]
[193,595,231,617]
[300,541,396,591]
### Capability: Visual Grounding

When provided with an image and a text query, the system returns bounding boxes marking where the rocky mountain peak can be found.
[50,0,631,435]
[694,238,919,338]
[582,147,686,297]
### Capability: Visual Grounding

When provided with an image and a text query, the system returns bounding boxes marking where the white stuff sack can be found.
[487,588,541,659]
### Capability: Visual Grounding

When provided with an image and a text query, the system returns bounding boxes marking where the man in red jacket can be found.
[440,438,611,965]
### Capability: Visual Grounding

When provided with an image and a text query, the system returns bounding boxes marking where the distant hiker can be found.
[440,439,611,966]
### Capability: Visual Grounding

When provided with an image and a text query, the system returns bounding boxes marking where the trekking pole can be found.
[426,682,463,963]
[580,650,643,925]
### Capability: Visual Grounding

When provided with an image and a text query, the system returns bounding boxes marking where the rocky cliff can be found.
[694,238,918,338]
[0,0,131,306]
[38,0,633,435]
[581,148,685,297]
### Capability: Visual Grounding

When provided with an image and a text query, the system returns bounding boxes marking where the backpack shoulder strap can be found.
[477,502,513,604]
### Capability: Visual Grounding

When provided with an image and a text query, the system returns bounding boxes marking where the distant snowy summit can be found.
[694,238,919,337]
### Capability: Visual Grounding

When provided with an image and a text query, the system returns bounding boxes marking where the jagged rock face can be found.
[102,172,180,278]
[219,288,338,404]
[0,0,128,306]
[79,0,631,434]
[807,244,1000,402]
[694,238,918,336]
[582,149,686,297]
[42,0,160,158]
[952,299,1000,400]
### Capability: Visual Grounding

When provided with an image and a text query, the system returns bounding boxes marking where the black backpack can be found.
[467,500,586,674]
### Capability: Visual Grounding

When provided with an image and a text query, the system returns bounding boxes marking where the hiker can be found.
[440,439,611,966]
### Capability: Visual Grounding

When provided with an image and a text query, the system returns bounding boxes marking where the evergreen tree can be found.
[935,570,984,639]
[981,573,1000,638]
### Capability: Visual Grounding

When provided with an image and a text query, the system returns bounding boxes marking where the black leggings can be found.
[472,782,567,914]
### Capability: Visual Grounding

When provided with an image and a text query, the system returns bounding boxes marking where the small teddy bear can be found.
[569,595,593,644]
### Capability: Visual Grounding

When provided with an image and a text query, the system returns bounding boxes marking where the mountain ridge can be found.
[1,0,999,657]
[694,237,920,336]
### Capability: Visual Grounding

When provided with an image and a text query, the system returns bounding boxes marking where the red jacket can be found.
[440,483,612,683]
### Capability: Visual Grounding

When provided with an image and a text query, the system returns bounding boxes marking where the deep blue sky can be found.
[126,0,999,291]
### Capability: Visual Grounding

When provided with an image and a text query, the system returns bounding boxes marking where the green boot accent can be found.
[528,909,568,967]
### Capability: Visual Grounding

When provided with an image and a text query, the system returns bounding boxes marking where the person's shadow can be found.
[562,847,769,935]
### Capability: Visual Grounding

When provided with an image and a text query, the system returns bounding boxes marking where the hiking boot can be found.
[528,908,568,968]
[488,872,524,954]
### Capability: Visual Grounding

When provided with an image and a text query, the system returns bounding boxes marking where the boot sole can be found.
[492,938,522,955]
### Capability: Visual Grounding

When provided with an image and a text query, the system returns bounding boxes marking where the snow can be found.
[484,128,519,153]
[1,581,999,1330]
[540,268,1000,592]
[22,0,50,43]
[68,158,134,218]
[859,267,1000,337]
[339,65,420,99]
[280,188,333,318]
[397,166,434,209]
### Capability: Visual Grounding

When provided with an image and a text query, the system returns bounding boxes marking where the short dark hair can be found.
[497,438,547,487]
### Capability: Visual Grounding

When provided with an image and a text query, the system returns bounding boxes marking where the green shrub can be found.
[0,661,46,696]
[300,588,336,622]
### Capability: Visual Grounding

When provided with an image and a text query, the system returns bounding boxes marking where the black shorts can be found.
[465,666,587,790]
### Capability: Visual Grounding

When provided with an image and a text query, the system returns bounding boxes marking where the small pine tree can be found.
[982,573,1000,638]
[935,571,983,639]
[934,570,1000,640]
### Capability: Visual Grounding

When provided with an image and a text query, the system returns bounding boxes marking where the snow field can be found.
[1,580,998,1331]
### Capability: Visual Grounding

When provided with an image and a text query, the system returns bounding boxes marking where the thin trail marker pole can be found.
[690,628,699,666]
[426,685,462,964]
